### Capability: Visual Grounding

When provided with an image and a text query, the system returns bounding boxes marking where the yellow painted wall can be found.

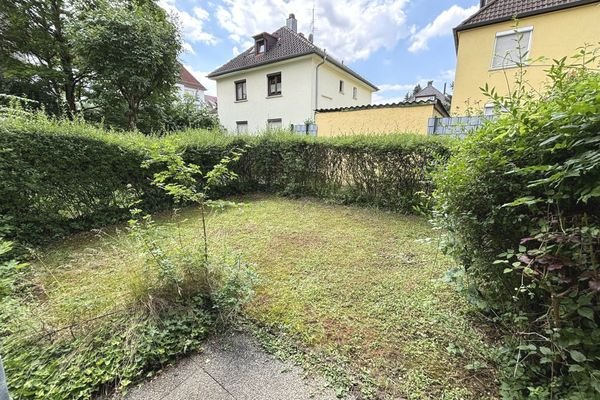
[452,3,600,114]
[316,104,438,136]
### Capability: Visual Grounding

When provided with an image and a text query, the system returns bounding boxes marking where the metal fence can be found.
[427,116,493,136]
[292,123,318,136]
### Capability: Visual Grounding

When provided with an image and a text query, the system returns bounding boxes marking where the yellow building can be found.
[452,0,600,115]
[315,99,449,136]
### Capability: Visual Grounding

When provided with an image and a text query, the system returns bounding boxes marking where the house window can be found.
[235,80,246,101]
[491,27,533,69]
[236,121,248,134]
[256,39,265,54]
[339,80,344,93]
[267,118,282,131]
[267,73,282,96]
[352,87,357,100]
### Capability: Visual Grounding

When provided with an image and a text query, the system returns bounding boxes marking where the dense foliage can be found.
[0,112,453,247]
[0,0,184,132]
[434,57,600,398]
[0,148,256,399]
[162,95,220,132]
[71,1,181,130]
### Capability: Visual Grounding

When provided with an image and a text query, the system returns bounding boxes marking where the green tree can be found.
[163,95,219,131]
[0,0,86,118]
[71,2,181,130]
[412,83,422,96]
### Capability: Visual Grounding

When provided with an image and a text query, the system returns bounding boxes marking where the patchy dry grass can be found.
[33,195,497,399]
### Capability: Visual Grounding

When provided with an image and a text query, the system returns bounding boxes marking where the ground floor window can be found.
[267,118,282,131]
[236,121,248,134]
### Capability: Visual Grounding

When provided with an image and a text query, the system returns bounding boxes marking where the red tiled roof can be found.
[179,64,207,91]
[456,0,599,31]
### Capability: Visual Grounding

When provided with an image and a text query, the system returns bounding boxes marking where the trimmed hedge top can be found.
[0,114,454,246]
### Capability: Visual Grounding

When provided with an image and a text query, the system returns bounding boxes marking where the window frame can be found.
[339,80,344,94]
[490,26,533,70]
[236,120,248,134]
[234,79,247,101]
[352,87,357,100]
[267,72,282,97]
[267,118,283,131]
[256,39,265,54]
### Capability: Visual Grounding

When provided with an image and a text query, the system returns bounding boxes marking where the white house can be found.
[177,64,207,105]
[207,14,378,134]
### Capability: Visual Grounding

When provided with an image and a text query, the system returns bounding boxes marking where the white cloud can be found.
[181,42,196,55]
[373,69,455,104]
[183,64,217,96]
[215,0,411,63]
[159,0,218,49]
[408,4,478,53]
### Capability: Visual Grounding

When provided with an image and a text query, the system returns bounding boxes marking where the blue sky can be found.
[159,0,479,103]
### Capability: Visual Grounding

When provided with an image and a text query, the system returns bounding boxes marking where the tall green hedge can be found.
[0,114,453,246]
[433,63,600,397]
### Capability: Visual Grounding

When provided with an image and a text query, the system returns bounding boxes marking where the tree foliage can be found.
[0,0,84,118]
[71,1,181,130]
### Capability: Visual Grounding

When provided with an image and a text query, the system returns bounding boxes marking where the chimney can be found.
[427,80,433,87]
[480,0,487,7]
[308,33,313,43]
[286,13,297,32]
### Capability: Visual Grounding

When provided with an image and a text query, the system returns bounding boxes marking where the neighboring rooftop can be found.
[178,63,207,91]
[204,95,218,112]
[207,15,378,91]
[456,0,599,31]
[315,98,450,117]
[412,81,451,109]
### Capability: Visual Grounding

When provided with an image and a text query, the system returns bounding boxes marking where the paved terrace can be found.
[120,332,344,400]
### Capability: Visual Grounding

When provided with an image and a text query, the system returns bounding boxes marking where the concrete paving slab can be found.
[119,332,342,400]
[161,371,235,400]
[123,357,202,400]
[198,333,337,400]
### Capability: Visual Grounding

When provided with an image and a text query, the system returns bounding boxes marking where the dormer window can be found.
[256,39,265,54]
[253,32,277,55]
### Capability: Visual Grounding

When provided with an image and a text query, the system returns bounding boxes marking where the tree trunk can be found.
[49,0,78,119]
[127,102,138,131]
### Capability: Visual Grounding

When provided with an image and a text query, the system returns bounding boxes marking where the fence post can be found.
[427,117,437,135]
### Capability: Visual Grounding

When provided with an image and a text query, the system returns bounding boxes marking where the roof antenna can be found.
[311,1,315,38]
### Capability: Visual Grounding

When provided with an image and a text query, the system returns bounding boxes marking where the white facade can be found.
[176,83,205,105]
[214,54,374,133]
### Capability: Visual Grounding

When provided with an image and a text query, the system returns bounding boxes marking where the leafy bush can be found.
[0,148,256,399]
[434,55,600,398]
[162,95,219,132]
[228,133,452,211]
[0,110,453,247]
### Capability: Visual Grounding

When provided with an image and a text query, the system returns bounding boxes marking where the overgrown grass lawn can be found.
[35,195,496,399]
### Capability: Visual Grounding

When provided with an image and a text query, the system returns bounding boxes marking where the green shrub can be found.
[0,111,453,247]
[434,56,600,398]
[228,133,453,211]
[0,148,257,399]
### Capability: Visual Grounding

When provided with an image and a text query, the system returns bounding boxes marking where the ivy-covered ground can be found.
[31,195,497,399]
